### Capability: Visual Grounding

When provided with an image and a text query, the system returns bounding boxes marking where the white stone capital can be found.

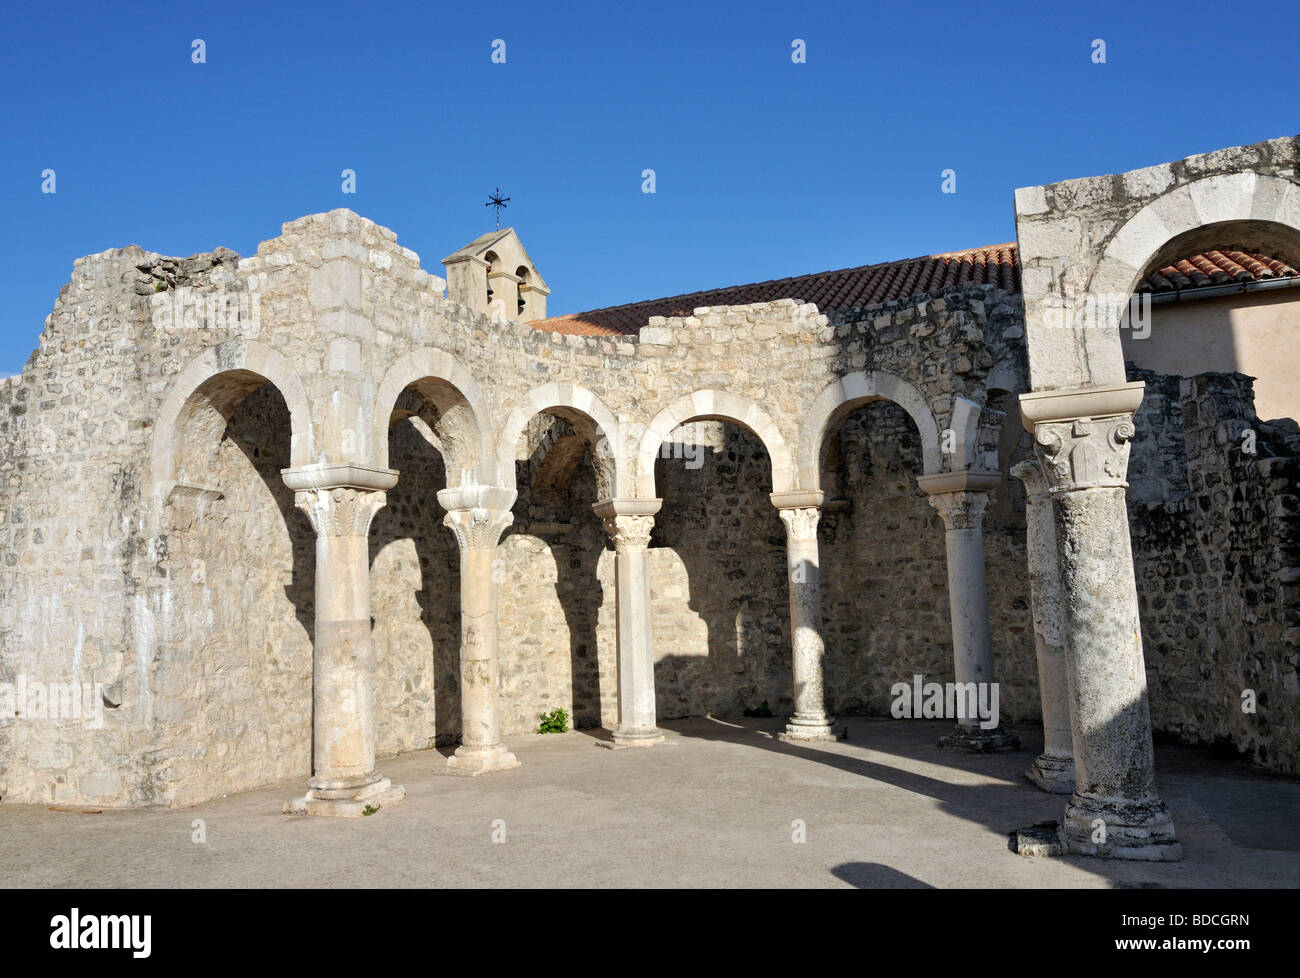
[294,486,387,538]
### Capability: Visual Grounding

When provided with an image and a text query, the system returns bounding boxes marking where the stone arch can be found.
[372,349,491,480]
[1090,173,1300,304]
[797,371,942,488]
[150,340,313,489]
[497,382,626,499]
[637,391,795,496]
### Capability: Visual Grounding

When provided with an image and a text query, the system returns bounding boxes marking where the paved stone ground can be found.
[2,718,1297,888]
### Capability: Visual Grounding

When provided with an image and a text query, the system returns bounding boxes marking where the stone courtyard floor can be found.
[2,717,1297,888]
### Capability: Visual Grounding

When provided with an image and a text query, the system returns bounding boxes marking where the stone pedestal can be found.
[593,499,664,747]
[919,472,1020,753]
[771,491,839,742]
[1011,460,1075,794]
[281,464,406,816]
[1020,382,1181,861]
[439,485,521,775]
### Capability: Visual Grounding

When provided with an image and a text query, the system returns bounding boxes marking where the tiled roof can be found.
[529,244,1299,337]
[1140,250,1298,293]
[530,244,1019,337]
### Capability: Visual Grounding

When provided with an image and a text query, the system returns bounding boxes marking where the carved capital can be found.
[927,490,989,531]
[601,513,655,555]
[777,506,821,542]
[1032,414,1136,493]
[443,507,513,551]
[1010,459,1050,501]
[295,487,387,538]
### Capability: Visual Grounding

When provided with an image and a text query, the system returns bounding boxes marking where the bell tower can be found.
[442,228,549,321]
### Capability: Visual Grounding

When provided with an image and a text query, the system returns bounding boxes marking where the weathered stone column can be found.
[1019,382,1180,860]
[592,499,664,746]
[1011,460,1075,794]
[918,472,1019,751]
[771,490,838,741]
[282,463,405,816]
[438,485,521,775]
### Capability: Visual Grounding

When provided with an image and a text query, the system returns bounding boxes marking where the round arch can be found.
[636,390,795,497]
[1089,172,1300,318]
[797,370,942,488]
[497,381,626,497]
[372,348,491,477]
[150,340,313,488]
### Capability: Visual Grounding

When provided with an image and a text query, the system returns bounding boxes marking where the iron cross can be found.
[485,188,510,230]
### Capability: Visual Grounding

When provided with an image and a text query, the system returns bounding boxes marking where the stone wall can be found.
[1128,368,1300,774]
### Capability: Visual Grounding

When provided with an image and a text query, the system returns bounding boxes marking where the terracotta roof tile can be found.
[1140,249,1299,293]
[529,244,1299,337]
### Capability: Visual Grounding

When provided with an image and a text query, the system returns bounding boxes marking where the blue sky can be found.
[1,0,1296,373]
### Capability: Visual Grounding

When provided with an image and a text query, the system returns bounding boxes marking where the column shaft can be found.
[1012,460,1075,793]
[282,473,405,817]
[920,474,1019,752]
[1024,391,1180,861]
[772,495,837,742]
[594,499,663,746]
[440,488,521,775]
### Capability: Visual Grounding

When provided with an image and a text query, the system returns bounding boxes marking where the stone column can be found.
[918,472,1019,751]
[1011,460,1075,794]
[771,490,838,741]
[1019,381,1180,860]
[592,499,664,746]
[438,485,521,775]
[281,463,405,817]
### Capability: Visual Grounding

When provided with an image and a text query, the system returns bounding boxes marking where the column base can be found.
[442,743,521,776]
[777,715,846,743]
[1011,821,1066,857]
[938,725,1021,752]
[1060,794,1183,861]
[1025,753,1075,794]
[598,726,665,749]
[283,774,406,817]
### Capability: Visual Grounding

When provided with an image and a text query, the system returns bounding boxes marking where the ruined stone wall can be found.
[1128,368,1300,774]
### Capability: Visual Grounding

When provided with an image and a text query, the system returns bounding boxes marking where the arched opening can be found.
[155,370,315,804]
[501,405,615,732]
[369,373,486,753]
[1114,218,1300,767]
[515,266,530,317]
[817,400,949,718]
[647,416,786,721]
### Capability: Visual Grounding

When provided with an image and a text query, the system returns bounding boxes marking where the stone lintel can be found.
[282,462,398,492]
[916,471,1000,495]
[1018,381,1145,433]
[769,489,825,510]
[592,497,662,519]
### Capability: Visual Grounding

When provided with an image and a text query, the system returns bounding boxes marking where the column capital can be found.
[926,490,990,531]
[1010,459,1050,500]
[777,505,821,542]
[294,486,387,537]
[1032,415,1137,493]
[438,485,516,551]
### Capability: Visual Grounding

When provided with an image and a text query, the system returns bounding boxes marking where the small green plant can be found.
[154,279,166,293]
[537,707,570,734]
[362,804,380,816]
[743,700,774,718]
